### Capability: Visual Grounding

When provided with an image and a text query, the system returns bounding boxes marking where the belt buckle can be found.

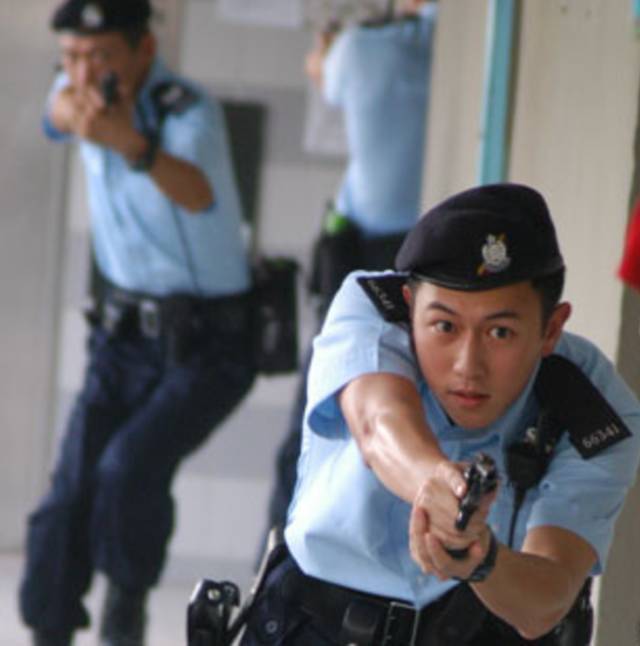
[139,299,161,338]
[383,601,419,646]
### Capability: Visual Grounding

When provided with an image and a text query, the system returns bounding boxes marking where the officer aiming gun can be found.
[448,452,498,560]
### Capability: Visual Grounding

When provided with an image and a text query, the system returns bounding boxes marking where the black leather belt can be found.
[95,283,249,339]
[280,559,434,646]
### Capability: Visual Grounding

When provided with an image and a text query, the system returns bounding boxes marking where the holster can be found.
[187,579,240,646]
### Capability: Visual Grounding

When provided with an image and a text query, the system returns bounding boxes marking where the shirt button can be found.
[264,619,279,635]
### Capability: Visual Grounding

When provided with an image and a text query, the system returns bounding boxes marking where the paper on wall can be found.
[217,0,304,29]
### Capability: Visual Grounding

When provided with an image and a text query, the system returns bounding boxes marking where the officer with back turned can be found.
[263,0,439,550]
[19,1,256,644]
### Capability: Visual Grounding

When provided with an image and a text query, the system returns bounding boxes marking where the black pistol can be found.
[448,453,498,560]
[100,71,119,106]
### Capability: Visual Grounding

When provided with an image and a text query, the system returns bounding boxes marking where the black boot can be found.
[99,582,147,646]
[31,629,72,646]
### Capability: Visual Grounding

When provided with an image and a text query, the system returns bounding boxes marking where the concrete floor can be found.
[5,284,315,646]
[1,542,256,645]
[3,363,302,646]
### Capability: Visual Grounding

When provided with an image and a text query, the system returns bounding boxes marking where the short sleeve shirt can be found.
[44,59,249,297]
[285,271,640,609]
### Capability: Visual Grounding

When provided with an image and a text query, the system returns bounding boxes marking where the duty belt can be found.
[280,560,442,646]
[91,283,249,339]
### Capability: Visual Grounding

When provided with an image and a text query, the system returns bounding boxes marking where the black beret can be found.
[51,0,152,33]
[395,183,565,291]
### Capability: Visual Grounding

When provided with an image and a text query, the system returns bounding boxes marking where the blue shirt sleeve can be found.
[160,94,228,214]
[323,31,350,107]
[306,271,419,439]
[42,72,73,142]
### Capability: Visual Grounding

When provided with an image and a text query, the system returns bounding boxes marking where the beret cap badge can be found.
[478,234,511,276]
[81,3,104,29]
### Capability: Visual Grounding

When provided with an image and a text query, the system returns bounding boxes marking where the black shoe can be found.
[99,583,147,646]
[32,629,72,646]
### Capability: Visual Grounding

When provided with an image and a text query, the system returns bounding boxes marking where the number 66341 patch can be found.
[535,355,632,460]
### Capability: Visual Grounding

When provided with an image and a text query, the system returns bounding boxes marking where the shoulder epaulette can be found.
[357,274,410,323]
[535,355,632,459]
[150,81,199,121]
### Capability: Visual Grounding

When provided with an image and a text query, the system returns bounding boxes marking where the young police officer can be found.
[240,184,640,645]
[20,1,255,645]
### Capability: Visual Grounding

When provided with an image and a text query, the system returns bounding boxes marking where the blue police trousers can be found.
[20,317,255,634]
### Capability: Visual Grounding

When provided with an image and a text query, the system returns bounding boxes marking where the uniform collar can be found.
[137,56,168,106]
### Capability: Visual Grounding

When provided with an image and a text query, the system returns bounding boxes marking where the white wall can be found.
[0,0,68,548]
[425,2,640,644]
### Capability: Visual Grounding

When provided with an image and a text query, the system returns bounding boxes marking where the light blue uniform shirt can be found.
[323,5,437,236]
[285,271,640,609]
[44,59,250,297]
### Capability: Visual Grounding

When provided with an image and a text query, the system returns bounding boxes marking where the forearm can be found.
[340,373,446,502]
[470,525,596,639]
[148,150,214,213]
[122,132,214,213]
[472,545,576,639]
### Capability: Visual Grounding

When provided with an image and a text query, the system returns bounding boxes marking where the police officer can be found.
[263,0,439,547]
[240,184,640,645]
[19,1,256,645]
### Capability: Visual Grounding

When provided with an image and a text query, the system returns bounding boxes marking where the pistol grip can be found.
[446,546,469,561]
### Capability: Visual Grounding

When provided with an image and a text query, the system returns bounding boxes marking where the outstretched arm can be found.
[50,84,213,213]
[339,371,484,557]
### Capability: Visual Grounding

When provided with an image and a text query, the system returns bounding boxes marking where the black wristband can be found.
[455,528,498,583]
[128,133,159,172]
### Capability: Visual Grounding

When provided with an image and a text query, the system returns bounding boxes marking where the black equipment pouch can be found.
[251,256,299,375]
[309,205,362,305]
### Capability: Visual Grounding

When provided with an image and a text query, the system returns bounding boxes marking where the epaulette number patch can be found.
[536,355,632,460]
[577,423,630,457]
[357,274,409,323]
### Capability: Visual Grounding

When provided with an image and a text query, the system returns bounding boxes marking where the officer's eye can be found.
[490,326,512,340]
[433,320,455,334]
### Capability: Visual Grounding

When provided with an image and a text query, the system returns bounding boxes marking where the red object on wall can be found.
[618,198,640,292]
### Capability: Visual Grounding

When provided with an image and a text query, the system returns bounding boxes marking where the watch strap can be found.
[453,528,498,583]
[129,132,159,172]
[468,528,498,582]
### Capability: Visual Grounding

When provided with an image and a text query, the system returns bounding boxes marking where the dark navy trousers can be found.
[20,314,255,633]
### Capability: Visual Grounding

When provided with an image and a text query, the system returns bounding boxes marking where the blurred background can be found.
[2,1,640,644]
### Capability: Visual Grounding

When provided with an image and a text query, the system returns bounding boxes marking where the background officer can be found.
[19,1,256,645]
[241,184,640,645]
[263,0,439,547]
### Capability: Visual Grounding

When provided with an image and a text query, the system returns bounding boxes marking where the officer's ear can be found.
[541,302,572,356]
[402,283,414,307]
[139,32,156,61]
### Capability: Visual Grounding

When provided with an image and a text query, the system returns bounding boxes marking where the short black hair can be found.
[531,268,565,327]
